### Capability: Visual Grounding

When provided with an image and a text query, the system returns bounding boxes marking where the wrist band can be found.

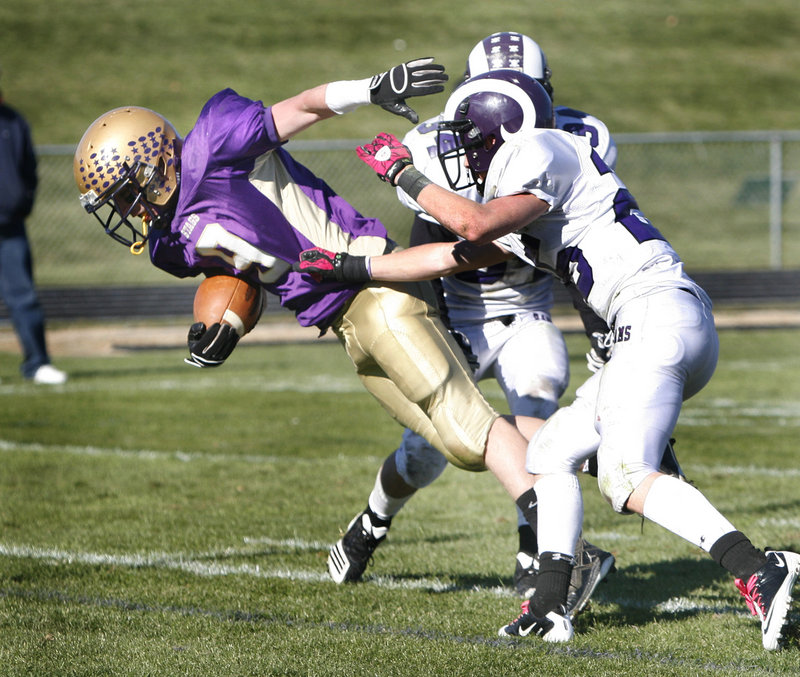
[397,166,433,200]
[324,78,371,115]
[336,253,372,282]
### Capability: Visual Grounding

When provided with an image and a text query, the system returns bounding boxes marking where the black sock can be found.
[365,505,392,528]
[531,552,572,616]
[709,531,767,580]
[518,523,538,555]
[515,488,538,534]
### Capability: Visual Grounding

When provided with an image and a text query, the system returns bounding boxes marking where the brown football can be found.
[193,275,265,337]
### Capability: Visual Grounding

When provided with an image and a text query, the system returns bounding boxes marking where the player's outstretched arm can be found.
[372,240,510,280]
[294,240,510,284]
[271,58,447,140]
[357,132,549,244]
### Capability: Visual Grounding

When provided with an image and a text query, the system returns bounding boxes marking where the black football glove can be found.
[185,322,240,368]
[369,58,448,123]
[586,330,613,373]
[293,247,371,283]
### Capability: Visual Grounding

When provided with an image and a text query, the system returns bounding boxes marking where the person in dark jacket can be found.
[0,72,66,384]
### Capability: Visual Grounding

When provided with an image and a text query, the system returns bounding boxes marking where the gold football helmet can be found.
[74,107,181,254]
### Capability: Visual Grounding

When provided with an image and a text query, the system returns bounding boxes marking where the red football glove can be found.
[356,132,412,185]
[293,247,371,283]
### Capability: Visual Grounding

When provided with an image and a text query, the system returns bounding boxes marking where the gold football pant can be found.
[332,281,499,471]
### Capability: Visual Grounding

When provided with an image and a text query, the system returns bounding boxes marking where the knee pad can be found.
[506,375,563,420]
[596,455,657,513]
[594,414,673,513]
[395,428,449,488]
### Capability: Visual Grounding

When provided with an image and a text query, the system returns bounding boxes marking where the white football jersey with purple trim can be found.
[490,129,707,325]
[397,107,617,325]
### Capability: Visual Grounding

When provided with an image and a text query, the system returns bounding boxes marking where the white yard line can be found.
[0,542,465,593]
[0,374,368,396]
[3,438,800,478]
[688,463,800,478]
[0,438,380,466]
[3,375,797,428]
[0,541,758,620]
[678,398,800,427]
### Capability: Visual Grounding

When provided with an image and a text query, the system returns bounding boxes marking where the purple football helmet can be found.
[437,69,554,193]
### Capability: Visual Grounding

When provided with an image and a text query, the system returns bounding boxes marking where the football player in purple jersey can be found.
[73,59,556,579]
[324,33,616,615]
[297,69,800,650]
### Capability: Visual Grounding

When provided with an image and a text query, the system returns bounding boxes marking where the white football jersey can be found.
[490,129,707,325]
[398,108,617,325]
[554,106,617,171]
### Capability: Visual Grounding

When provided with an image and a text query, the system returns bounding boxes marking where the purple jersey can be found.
[149,89,392,330]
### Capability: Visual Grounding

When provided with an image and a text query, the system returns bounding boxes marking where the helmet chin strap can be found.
[129,218,149,255]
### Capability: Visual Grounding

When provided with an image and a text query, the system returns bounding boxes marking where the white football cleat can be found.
[498,600,574,642]
[328,510,389,583]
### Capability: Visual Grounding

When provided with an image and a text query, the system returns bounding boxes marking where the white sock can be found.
[534,473,583,557]
[643,475,736,552]
[367,473,411,520]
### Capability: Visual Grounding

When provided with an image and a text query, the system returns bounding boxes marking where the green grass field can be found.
[3,0,800,284]
[1,1,799,673]
[1,327,799,676]
[2,1,800,144]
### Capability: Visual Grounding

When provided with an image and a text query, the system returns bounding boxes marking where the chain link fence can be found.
[20,131,800,295]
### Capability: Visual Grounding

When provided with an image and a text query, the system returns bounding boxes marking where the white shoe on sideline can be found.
[32,364,68,385]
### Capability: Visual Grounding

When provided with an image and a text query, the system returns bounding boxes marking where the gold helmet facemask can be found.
[74,107,180,254]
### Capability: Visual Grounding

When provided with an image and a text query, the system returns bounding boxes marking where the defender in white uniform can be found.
[327,34,615,614]
[305,68,800,650]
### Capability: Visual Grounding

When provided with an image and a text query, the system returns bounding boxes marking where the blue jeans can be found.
[0,221,50,378]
